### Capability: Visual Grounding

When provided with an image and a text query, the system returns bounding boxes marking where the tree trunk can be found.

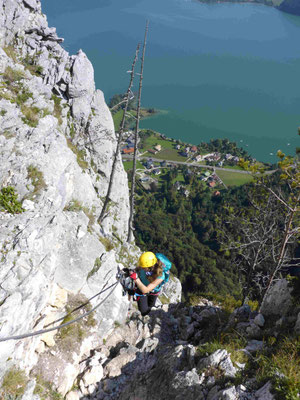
[127,21,149,243]
[98,44,140,224]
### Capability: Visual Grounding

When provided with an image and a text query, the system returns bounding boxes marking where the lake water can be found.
[42,0,300,162]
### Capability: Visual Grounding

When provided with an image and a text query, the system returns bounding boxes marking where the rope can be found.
[0,281,119,342]
[44,278,111,328]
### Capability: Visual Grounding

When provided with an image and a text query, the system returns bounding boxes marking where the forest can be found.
[133,151,299,304]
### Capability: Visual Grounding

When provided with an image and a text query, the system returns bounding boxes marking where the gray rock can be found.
[260,279,293,316]
[219,356,237,378]
[21,380,39,400]
[207,385,221,400]
[246,321,262,339]
[213,386,239,400]
[198,349,228,370]
[245,340,264,353]
[0,0,133,387]
[255,381,274,400]
[253,313,265,327]
[162,274,182,303]
[294,311,300,334]
[23,0,39,11]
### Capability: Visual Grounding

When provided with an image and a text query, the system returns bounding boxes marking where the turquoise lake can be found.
[42,0,300,162]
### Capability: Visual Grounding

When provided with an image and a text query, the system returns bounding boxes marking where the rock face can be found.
[0,0,141,391]
[0,1,183,396]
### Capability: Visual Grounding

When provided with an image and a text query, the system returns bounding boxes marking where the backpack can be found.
[152,253,172,293]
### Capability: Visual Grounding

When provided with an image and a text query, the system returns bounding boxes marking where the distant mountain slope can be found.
[198,0,300,16]
[279,0,300,15]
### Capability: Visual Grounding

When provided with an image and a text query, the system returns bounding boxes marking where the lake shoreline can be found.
[196,0,300,16]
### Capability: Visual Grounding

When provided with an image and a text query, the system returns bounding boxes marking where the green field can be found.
[140,133,189,162]
[222,165,244,171]
[123,160,144,172]
[112,110,123,131]
[144,148,188,162]
[216,170,253,186]
[141,134,175,150]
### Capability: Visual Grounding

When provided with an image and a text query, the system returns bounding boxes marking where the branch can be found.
[127,20,149,243]
[98,43,140,224]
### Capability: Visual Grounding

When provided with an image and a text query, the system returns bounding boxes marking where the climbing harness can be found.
[0,272,126,342]
[116,266,136,296]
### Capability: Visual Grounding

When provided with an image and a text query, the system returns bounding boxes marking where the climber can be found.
[129,251,171,316]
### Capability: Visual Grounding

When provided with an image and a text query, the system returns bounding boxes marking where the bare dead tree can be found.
[219,153,299,305]
[98,44,140,224]
[259,187,300,310]
[218,193,284,302]
[127,21,149,243]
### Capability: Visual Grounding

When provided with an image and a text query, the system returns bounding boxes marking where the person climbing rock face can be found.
[130,251,172,316]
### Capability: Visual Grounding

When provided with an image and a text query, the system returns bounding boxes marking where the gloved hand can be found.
[130,271,138,281]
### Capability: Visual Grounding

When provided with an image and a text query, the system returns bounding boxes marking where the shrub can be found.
[22,54,43,77]
[16,88,33,106]
[33,375,63,400]
[51,94,63,125]
[21,105,40,127]
[0,186,24,214]
[255,336,300,400]
[64,200,95,232]
[66,139,88,170]
[2,66,25,85]
[99,235,114,252]
[57,293,96,355]
[0,130,15,139]
[26,165,46,197]
[87,257,102,280]
[3,46,18,62]
[0,367,28,398]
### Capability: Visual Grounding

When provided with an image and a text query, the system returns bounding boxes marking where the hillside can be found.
[279,0,300,15]
[198,0,300,16]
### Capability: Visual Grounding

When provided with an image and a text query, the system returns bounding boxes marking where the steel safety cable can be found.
[0,281,119,342]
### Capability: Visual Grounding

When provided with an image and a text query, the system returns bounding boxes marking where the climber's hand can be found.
[130,272,138,281]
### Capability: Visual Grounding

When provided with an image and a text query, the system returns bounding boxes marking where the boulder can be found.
[162,274,182,304]
[255,381,274,400]
[294,311,300,334]
[245,340,264,353]
[198,349,228,369]
[82,365,104,386]
[260,279,293,316]
[253,313,265,327]
[213,386,239,400]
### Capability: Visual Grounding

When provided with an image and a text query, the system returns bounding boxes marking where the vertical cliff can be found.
[0,0,142,393]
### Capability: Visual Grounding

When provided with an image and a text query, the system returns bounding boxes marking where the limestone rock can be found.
[253,313,265,327]
[105,352,136,378]
[198,349,228,369]
[245,340,264,353]
[260,279,293,316]
[255,381,274,400]
[23,0,39,11]
[66,392,80,400]
[82,365,104,386]
[162,274,182,304]
[0,0,132,385]
[213,386,239,400]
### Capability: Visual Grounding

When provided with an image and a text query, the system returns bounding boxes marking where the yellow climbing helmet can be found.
[138,252,157,268]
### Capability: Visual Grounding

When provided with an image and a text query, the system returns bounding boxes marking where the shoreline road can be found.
[122,155,277,175]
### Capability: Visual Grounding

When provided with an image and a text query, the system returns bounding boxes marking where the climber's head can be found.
[138,252,157,269]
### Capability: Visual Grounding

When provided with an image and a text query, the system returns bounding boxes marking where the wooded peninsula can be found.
[197,0,300,16]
